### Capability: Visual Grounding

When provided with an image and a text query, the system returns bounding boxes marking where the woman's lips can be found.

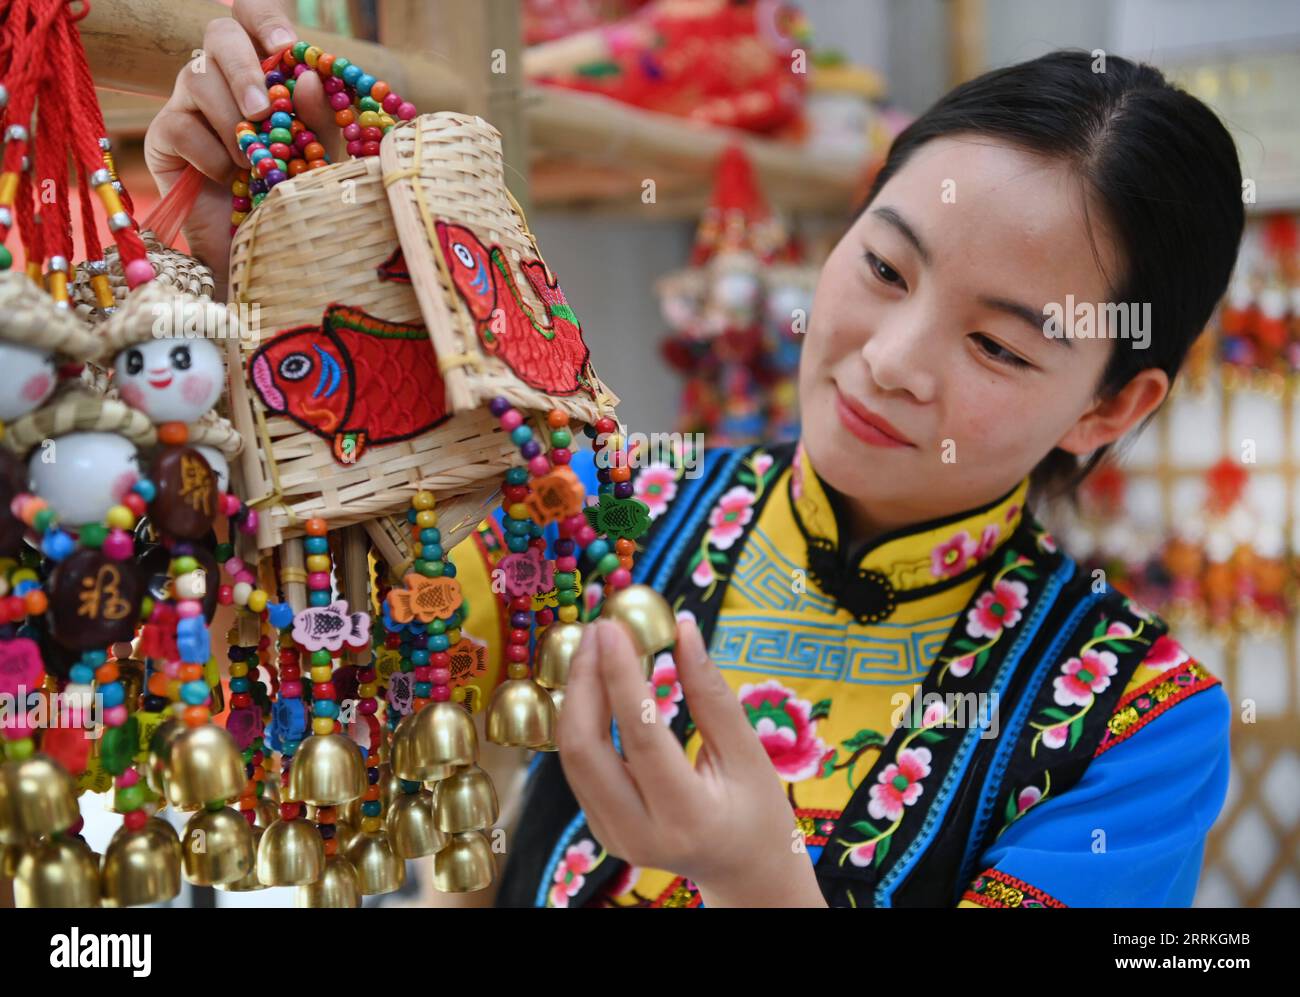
[834,388,915,448]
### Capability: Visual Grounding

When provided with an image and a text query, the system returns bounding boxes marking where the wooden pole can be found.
[379,0,529,213]
[80,0,466,110]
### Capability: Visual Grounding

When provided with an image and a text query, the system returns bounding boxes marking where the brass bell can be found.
[217,824,267,892]
[485,677,556,748]
[387,790,446,858]
[0,755,80,837]
[340,795,362,830]
[256,818,324,886]
[536,688,566,752]
[391,701,477,781]
[602,583,677,667]
[2,841,22,878]
[296,854,361,908]
[535,621,586,689]
[146,718,185,796]
[14,836,100,908]
[420,763,458,788]
[166,724,247,811]
[181,807,255,886]
[288,733,366,807]
[101,817,182,907]
[380,763,403,813]
[433,765,499,833]
[261,777,280,804]
[334,819,359,855]
[344,830,405,895]
[255,797,280,829]
[433,830,495,893]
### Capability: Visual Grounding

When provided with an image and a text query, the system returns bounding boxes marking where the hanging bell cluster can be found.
[1,755,99,907]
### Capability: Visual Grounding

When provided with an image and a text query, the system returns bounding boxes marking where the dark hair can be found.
[859,49,1244,505]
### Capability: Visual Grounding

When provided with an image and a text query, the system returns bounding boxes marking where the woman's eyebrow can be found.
[870,206,931,266]
[981,295,1074,349]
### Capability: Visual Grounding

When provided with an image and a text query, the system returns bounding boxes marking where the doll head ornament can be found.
[1,386,156,527]
[0,272,100,422]
[95,280,235,424]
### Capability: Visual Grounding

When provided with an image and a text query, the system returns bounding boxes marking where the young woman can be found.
[147,2,1240,908]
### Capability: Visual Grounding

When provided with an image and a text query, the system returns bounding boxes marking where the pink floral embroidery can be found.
[706,486,756,550]
[1036,530,1058,553]
[1005,503,1020,523]
[1053,648,1119,707]
[691,557,715,588]
[867,746,932,822]
[752,453,774,478]
[1017,785,1043,813]
[949,655,976,678]
[738,680,830,782]
[1042,724,1068,749]
[633,462,677,520]
[1141,634,1190,672]
[965,579,1029,639]
[973,523,1001,560]
[550,839,599,907]
[847,840,877,867]
[932,531,976,579]
[650,652,684,722]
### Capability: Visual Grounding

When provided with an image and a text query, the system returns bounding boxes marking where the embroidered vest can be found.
[496,443,1168,907]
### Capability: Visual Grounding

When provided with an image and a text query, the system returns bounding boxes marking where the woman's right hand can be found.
[143,0,339,296]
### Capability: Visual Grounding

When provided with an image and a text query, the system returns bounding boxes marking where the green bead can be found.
[427,618,445,634]
[33,508,55,532]
[0,244,11,270]
[550,428,572,448]
[557,590,578,606]
[414,559,433,577]
[215,543,235,562]
[332,56,350,78]
[359,96,379,112]
[269,127,292,144]
[114,784,146,813]
[310,650,332,666]
[100,716,138,775]
[291,41,309,60]
[285,78,295,94]
[79,523,107,549]
[554,571,576,589]
[4,737,34,761]
[172,555,198,574]
[598,553,621,575]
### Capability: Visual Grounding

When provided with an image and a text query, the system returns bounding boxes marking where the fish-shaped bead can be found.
[291,600,371,653]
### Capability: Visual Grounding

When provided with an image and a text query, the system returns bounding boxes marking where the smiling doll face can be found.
[0,342,57,421]
[114,338,223,423]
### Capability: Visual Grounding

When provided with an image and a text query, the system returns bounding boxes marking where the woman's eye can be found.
[973,334,1030,369]
[864,251,905,288]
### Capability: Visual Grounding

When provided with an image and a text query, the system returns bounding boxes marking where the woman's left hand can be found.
[556,613,828,907]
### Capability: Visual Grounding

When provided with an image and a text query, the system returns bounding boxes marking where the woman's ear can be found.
[1055,367,1169,456]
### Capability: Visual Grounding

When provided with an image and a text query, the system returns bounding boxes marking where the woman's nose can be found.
[859,307,938,403]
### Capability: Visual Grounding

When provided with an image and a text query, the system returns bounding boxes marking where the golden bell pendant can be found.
[535,621,586,689]
[0,755,80,838]
[536,688,566,752]
[485,678,556,748]
[217,824,267,892]
[603,583,677,667]
[181,807,255,886]
[296,854,361,908]
[255,797,280,829]
[392,701,477,780]
[386,790,446,858]
[101,817,182,907]
[146,717,185,797]
[166,724,247,811]
[256,817,324,886]
[288,733,366,807]
[433,830,495,893]
[380,763,404,813]
[344,830,405,896]
[432,765,499,833]
[14,836,101,908]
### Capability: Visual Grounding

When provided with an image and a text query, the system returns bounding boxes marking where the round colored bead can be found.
[305,517,328,536]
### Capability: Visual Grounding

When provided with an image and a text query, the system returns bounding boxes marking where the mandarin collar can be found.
[788,439,1031,619]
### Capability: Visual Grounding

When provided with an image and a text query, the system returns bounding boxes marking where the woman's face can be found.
[799,135,1167,532]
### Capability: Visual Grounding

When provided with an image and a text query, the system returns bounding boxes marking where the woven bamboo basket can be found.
[227,112,617,555]
[70,229,216,324]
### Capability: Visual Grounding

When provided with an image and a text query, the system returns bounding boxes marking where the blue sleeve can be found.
[964,683,1232,907]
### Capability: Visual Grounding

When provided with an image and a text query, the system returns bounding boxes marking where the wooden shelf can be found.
[525,86,870,217]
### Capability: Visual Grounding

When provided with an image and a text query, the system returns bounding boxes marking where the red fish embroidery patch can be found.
[436,221,593,396]
[250,304,451,463]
